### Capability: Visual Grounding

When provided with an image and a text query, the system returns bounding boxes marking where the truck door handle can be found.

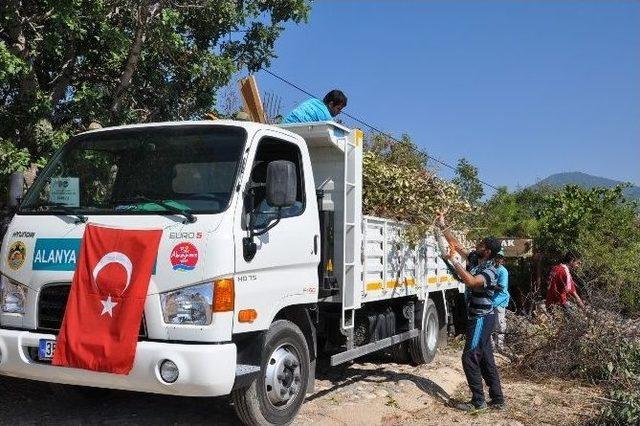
[313,235,319,255]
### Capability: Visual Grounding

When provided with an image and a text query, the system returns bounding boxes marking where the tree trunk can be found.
[4,0,41,151]
[110,1,162,117]
[4,1,39,101]
[51,39,77,112]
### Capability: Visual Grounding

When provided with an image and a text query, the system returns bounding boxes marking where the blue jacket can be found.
[283,98,332,123]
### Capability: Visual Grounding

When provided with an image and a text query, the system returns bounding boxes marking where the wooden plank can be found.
[239,75,266,123]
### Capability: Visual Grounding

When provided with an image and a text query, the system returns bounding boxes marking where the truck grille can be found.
[38,284,147,337]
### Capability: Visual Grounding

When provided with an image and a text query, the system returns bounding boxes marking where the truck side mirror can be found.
[265,160,296,208]
[7,172,25,208]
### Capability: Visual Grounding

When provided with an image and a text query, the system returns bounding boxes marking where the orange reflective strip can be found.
[366,281,383,291]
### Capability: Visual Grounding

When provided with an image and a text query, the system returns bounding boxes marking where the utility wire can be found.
[261,68,500,191]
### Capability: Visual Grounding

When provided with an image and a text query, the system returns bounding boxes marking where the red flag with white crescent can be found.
[53,224,162,374]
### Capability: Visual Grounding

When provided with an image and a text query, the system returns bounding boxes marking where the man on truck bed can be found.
[283,90,347,123]
[438,215,505,411]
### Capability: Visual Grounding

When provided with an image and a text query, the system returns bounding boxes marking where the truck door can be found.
[233,131,320,333]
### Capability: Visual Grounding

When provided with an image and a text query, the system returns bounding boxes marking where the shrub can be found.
[508,307,640,424]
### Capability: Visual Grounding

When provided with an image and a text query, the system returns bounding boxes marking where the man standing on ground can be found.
[282,90,347,124]
[437,215,505,411]
[546,251,585,310]
[492,250,510,353]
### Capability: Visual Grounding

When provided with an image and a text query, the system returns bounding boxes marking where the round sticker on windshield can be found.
[170,242,199,272]
[8,241,27,270]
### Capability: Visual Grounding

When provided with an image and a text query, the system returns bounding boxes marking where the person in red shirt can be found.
[545,251,586,310]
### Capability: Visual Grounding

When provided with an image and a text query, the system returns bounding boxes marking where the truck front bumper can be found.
[0,329,237,397]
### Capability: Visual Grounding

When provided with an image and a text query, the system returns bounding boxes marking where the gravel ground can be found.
[0,347,600,425]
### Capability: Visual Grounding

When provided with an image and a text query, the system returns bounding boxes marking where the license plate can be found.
[38,339,57,361]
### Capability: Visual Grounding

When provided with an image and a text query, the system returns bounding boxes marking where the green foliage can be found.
[363,134,472,245]
[480,184,640,314]
[475,186,549,240]
[536,185,640,314]
[586,340,640,425]
[365,133,428,170]
[0,0,310,198]
[452,158,484,204]
[0,138,31,175]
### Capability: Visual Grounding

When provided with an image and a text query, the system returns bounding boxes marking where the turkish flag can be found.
[53,224,162,374]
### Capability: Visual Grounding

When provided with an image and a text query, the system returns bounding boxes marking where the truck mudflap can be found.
[231,330,265,391]
[233,364,261,390]
[0,328,236,397]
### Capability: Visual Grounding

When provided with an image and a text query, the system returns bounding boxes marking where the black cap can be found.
[481,237,502,258]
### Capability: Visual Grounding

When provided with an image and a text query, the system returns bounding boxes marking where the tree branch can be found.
[110,1,162,116]
[4,1,39,101]
[50,38,77,109]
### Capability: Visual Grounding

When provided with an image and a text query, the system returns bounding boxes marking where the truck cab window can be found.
[19,126,246,215]
[248,137,305,227]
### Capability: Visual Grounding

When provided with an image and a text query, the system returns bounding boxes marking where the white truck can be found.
[0,120,466,425]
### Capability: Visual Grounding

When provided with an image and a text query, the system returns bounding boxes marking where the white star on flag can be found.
[100,295,118,317]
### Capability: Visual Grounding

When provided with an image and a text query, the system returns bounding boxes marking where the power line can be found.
[261,68,501,192]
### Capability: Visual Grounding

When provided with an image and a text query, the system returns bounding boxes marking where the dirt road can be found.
[0,347,599,425]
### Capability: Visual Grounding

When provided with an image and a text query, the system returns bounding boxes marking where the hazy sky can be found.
[252,1,640,193]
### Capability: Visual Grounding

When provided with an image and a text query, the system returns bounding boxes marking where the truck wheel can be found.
[389,341,410,364]
[408,299,439,365]
[232,320,310,426]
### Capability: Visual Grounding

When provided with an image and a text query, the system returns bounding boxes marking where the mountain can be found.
[532,172,640,201]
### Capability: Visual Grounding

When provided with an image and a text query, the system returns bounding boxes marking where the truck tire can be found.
[389,341,410,363]
[408,299,439,365]
[232,320,310,426]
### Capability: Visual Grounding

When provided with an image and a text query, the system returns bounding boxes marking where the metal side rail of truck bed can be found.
[330,328,420,366]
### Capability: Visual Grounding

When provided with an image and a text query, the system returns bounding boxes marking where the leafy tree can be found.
[0,0,310,197]
[479,184,640,314]
[452,157,484,204]
[535,185,640,313]
[365,133,428,170]
[475,186,550,240]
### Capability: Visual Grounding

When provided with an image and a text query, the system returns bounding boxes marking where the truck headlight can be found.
[1,274,27,314]
[160,282,214,325]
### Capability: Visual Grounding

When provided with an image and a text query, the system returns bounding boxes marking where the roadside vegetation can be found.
[362,133,640,424]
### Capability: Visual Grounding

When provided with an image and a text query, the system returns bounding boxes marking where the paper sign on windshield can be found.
[50,177,80,207]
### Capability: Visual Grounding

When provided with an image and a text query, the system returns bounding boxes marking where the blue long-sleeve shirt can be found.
[283,98,332,123]
[493,265,510,308]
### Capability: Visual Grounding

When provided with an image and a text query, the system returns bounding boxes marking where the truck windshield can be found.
[19,125,246,216]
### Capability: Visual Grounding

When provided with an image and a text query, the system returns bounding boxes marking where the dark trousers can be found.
[462,313,504,406]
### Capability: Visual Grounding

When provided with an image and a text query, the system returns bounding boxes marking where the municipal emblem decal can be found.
[8,241,27,270]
